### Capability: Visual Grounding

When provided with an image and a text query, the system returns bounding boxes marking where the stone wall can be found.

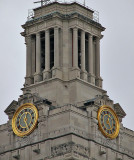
[0,102,134,160]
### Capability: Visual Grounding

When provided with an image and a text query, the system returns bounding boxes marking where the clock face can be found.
[12,103,38,137]
[97,105,120,139]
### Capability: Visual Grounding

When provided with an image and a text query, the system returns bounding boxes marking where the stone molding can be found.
[114,103,126,122]
[23,12,104,31]
[4,100,18,115]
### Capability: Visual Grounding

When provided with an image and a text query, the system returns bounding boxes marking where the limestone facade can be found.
[0,93,134,160]
[0,1,134,160]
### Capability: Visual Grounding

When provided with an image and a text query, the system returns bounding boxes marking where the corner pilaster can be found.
[25,36,33,85]
[88,34,95,85]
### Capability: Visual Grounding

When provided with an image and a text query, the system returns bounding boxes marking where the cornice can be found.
[22,12,105,31]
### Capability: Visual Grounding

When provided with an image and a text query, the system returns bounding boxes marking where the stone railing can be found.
[27,0,99,22]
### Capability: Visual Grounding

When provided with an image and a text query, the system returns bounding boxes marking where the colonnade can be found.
[72,28,101,86]
[25,27,60,84]
[25,27,101,87]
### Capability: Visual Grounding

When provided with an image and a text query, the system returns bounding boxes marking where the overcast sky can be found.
[0,0,134,130]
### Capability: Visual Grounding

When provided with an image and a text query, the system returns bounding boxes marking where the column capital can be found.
[45,29,49,33]
[36,32,40,37]
[26,35,31,39]
[54,26,59,30]
[89,34,93,38]
[96,36,100,42]
[81,30,85,33]
[73,27,78,31]
[25,35,31,44]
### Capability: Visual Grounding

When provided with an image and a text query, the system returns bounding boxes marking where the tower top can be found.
[27,1,100,23]
[22,1,105,106]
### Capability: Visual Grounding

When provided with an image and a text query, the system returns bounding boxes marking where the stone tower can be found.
[22,1,105,106]
[0,1,134,160]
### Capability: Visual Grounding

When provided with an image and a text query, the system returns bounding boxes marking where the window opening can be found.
[78,30,81,69]
[93,36,96,75]
[85,33,88,72]
[31,34,36,72]
[40,32,45,71]
[50,29,54,69]
[72,30,73,67]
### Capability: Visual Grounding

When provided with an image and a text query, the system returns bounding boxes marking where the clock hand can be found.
[24,113,29,130]
[106,117,111,129]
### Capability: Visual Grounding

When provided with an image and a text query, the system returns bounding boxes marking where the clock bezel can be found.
[12,103,38,137]
[97,105,120,139]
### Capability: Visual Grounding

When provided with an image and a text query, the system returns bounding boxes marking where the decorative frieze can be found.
[29,26,36,33]
[38,23,46,30]
[51,142,89,158]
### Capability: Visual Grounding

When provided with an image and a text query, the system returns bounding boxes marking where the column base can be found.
[95,76,103,88]
[52,67,62,79]
[88,73,95,85]
[69,67,80,80]
[43,70,51,80]
[34,72,42,83]
[25,76,33,86]
[80,70,88,81]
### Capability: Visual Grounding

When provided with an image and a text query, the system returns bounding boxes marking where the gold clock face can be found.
[97,105,120,139]
[12,103,38,137]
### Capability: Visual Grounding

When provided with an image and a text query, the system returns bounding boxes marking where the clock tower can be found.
[0,1,134,160]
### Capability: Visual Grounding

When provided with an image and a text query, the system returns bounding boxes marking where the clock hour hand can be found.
[24,113,29,129]
[106,117,111,129]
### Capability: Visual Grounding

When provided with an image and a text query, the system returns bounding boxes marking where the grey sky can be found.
[0,0,134,130]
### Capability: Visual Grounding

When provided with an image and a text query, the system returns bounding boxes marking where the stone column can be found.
[88,34,95,85]
[25,36,33,85]
[96,37,100,77]
[43,29,50,80]
[81,30,87,81]
[73,27,78,68]
[31,36,36,75]
[52,27,62,79]
[54,27,59,68]
[34,32,42,83]
[62,22,69,81]
[36,32,41,73]
[95,37,102,87]
[70,27,80,79]
[81,30,85,71]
